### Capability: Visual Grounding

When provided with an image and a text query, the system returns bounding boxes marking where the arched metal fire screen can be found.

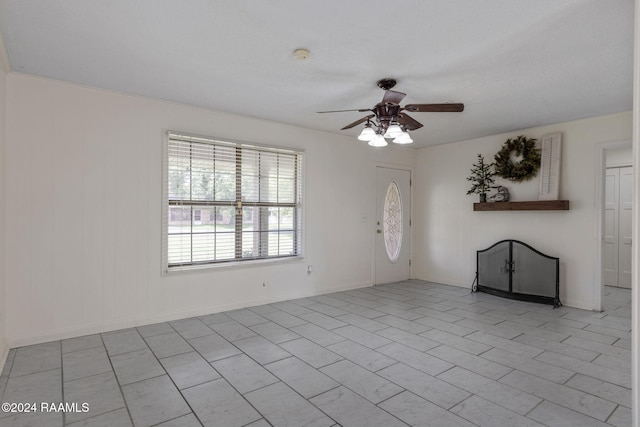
[474,240,561,307]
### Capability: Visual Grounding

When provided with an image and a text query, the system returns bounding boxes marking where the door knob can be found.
[377,229,382,234]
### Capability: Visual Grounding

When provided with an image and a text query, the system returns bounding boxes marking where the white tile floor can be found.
[0,281,631,426]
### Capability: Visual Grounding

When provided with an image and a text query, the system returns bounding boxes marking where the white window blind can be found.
[163,132,303,270]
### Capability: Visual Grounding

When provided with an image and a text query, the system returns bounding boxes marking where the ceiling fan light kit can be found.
[357,125,376,141]
[319,78,464,148]
[368,134,388,147]
[393,133,413,144]
[383,124,404,139]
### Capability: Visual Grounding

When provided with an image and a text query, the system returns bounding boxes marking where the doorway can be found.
[595,140,632,311]
[375,167,411,284]
[604,165,632,288]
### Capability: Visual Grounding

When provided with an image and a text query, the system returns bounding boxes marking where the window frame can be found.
[162,130,304,273]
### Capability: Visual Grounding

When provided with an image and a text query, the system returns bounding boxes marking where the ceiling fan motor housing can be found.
[377,78,397,91]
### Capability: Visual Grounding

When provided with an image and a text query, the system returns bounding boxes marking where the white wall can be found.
[0,34,7,365]
[4,73,415,346]
[414,112,632,310]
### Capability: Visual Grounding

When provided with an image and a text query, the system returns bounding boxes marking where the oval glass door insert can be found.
[383,181,403,262]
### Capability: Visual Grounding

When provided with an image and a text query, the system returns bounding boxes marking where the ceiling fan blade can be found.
[341,114,375,130]
[403,103,464,112]
[398,113,423,131]
[382,90,406,105]
[317,108,372,113]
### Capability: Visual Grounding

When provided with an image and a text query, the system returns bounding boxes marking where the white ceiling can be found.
[0,0,634,148]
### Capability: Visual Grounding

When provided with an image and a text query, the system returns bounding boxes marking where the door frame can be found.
[373,163,414,285]
[594,139,632,311]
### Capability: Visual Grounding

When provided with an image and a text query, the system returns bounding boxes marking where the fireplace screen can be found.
[474,240,561,307]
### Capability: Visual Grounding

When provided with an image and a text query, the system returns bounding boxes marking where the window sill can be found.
[163,256,305,276]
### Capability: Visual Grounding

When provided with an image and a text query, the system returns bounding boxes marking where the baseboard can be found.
[414,275,472,289]
[414,275,594,310]
[8,281,374,348]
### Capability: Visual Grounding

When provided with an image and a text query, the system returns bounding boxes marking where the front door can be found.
[375,167,411,284]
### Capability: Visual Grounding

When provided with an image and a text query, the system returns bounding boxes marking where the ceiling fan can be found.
[318,78,464,146]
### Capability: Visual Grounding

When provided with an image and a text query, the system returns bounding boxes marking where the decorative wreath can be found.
[494,135,541,182]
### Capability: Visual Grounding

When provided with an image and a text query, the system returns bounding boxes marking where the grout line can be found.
[523,398,545,417]
[138,330,206,426]
[59,341,65,426]
[98,333,136,427]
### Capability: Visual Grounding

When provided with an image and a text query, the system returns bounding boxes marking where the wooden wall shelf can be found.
[473,200,570,211]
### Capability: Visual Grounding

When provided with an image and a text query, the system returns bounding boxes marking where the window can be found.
[163,131,303,270]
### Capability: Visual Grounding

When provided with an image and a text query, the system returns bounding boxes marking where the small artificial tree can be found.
[466,153,496,202]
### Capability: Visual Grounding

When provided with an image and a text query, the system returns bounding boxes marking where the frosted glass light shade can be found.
[368,134,388,147]
[357,126,376,141]
[393,132,413,144]
[383,124,403,139]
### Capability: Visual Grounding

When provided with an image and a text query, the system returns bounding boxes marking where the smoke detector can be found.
[292,48,310,60]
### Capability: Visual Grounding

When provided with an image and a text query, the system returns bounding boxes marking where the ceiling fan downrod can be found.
[377,78,397,91]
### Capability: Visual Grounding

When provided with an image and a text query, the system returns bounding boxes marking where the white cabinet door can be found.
[618,166,633,288]
[603,166,633,288]
[603,168,618,287]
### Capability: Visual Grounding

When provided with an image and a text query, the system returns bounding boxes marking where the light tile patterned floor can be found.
[0,281,631,427]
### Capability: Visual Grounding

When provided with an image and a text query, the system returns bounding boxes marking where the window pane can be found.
[168,234,192,264]
[191,145,214,200]
[242,207,257,231]
[214,146,236,173]
[268,207,279,231]
[278,178,295,203]
[216,206,235,251]
[192,233,215,262]
[241,173,259,202]
[242,231,257,258]
[193,208,215,233]
[278,155,296,178]
[215,172,236,201]
[168,207,191,234]
[216,231,235,260]
[167,145,191,200]
[259,177,276,203]
[263,231,280,256]
[279,208,294,229]
[279,231,295,255]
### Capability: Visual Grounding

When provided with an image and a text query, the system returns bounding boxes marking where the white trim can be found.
[607,163,633,169]
[632,2,640,423]
[161,130,170,274]
[594,139,632,312]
